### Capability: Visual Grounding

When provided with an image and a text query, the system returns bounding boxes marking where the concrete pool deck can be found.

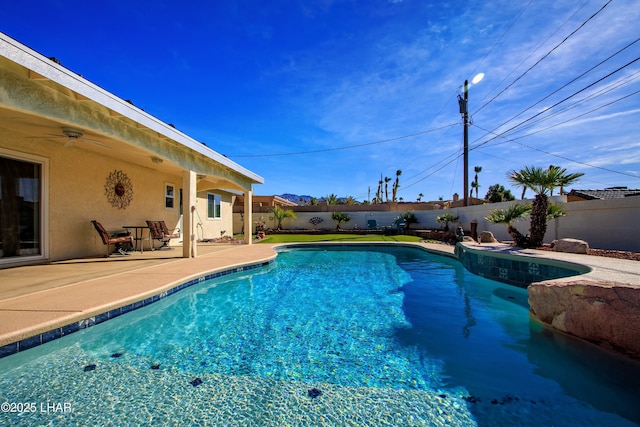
[0,241,638,353]
[0,243,279,349]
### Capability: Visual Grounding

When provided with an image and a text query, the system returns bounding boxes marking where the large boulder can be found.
[529,280,640,358]
[552,238,589,254]
[479,231,498,243]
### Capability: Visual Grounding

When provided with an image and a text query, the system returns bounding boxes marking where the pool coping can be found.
[1,242,455,359]
[1,241,638,360]
[0,245,279,358]
[456,242,640,287]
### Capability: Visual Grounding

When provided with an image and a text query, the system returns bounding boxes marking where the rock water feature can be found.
[529,279,640,358]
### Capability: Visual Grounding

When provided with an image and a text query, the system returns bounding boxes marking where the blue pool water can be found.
[1,244,639,426]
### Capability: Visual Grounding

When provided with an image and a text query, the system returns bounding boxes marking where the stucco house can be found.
[0,32,263,268]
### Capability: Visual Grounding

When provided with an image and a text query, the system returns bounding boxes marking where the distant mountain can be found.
[277,193,355,205]
[278,193,313,204]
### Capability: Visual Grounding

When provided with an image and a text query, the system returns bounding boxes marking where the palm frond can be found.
[485,203,531,226]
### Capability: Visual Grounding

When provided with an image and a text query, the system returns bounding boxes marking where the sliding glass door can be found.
[0,155,42,260]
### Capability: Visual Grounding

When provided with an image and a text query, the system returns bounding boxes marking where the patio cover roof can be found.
[0,32,263,190]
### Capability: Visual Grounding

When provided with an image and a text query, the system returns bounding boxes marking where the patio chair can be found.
[367,219,379,230]
[146,220,180,250]
[91,220,134,257]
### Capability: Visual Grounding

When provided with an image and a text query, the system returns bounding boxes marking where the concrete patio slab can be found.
[0,244,278,347]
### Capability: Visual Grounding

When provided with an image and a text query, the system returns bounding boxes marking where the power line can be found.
[472,0,612,116]
[400,134,466,192]
[474,0,591,114]
[227,123,458,158]
[471,119,640,180]
[467,0,534,81]
[503,70,640,136]
[470,54,640,151]
[516,90,640,138]
[494,37,640,129]
[400,151,464,191]
[326,65,639,199]
[514,140,640,180]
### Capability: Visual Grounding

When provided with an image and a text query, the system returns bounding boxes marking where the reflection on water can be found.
[396,248,640,426]
[524,323,640,423]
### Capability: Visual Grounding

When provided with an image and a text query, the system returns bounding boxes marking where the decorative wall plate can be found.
[104,170,133,209]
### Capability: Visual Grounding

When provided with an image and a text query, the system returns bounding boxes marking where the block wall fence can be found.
[233,196,640,252]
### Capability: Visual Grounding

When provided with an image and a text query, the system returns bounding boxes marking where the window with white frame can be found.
[165,184,175,209]
[207,193,221,219]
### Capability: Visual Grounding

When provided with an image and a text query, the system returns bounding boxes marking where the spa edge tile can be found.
[0,343,18,358]
[19,334,42,351]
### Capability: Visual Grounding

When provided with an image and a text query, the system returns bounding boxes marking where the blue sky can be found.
[2,0,639,202]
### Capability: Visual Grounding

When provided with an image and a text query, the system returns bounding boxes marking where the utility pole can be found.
[458,80,469,206]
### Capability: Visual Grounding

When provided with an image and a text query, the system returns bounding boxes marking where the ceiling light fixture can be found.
[61,127,84,139]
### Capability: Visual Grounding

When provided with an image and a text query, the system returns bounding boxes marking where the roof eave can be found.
[0,32,264,185]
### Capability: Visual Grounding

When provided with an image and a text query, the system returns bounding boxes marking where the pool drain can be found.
[307,387,322,398]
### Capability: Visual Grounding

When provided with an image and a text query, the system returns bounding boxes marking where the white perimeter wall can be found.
[234,196,640,252]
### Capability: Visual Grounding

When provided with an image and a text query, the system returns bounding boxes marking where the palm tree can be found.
[417,193,424,202]
[547,165,584,195]
[471,181,480,201]
[507,166,536,200]
[507,165,580,247]
[473,166,482,199]
[331,211,351,230]
[509,166,554,247]
[271,205,296,230]
[396,211,418,229]
[546,202,567,220]
[344,196,357,205]
[486,202,566,247]
[376,175,383,204]
[325,194,339,205]
[392,170,402,202]
[436,213,459,231]
[384,177,391,202]
[485,203,532,247]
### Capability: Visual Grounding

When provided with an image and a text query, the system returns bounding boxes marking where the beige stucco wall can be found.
[1,128,215,261]
[557,198,640,251]
[195,191,234,241]
[1,37,262,265]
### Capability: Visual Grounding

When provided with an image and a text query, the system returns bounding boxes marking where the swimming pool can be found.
[1,244,639,426]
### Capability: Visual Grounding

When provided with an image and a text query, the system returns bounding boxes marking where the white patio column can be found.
[182,170,197,258]
[243,187,253,245]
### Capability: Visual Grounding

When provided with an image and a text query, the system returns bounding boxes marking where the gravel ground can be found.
[584,248,640,261]
[537,245,640,261]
